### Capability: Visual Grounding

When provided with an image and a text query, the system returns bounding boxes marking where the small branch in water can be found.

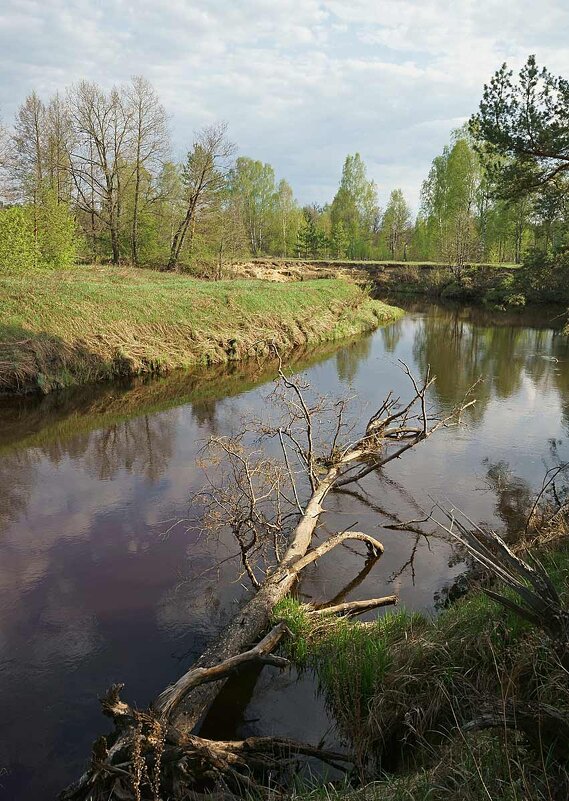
[154,622,291,718]
[310,595,398,617]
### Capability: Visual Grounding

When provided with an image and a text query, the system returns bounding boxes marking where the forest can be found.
[0,55,567,275]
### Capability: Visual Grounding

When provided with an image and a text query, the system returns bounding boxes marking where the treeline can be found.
[0,57,567,273]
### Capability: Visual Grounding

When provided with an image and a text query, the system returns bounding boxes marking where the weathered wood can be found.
[61,366,476,800]
[155,623,291,718]
[157,459,347,732]
[311,595,398,617]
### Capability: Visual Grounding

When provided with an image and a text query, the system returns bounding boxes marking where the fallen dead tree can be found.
[61,361,475,800]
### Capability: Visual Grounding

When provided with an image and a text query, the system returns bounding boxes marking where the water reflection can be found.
[404,303,569,429]
[0,303,568,799]
[335,336,372,384]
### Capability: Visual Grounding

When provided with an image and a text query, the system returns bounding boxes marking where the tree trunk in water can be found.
[155,463,343,731]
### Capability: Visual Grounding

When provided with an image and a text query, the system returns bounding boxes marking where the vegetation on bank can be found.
[275,517,569,800]
[243,257,569,309]
[0,267,402,395]
[369,258,569,308]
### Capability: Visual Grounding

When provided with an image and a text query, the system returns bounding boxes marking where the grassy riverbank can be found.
[0,266,402,395]
[276,522,569,800]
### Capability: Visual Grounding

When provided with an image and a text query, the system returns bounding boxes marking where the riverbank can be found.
[277,513,569,800]
[236,258,569,310]
[0,266,402,395]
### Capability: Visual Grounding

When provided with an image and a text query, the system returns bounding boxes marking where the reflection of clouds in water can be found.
[35,605,101,667]
[1,305,569,798]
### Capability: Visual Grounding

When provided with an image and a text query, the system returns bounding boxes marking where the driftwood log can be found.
[61,363,475,800]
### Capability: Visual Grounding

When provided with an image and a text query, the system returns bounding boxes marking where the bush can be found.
[516,246,569,303]
[0,195,78,273]
[483,274,526,308]
[0,206,38,272]
[36,190,77,269]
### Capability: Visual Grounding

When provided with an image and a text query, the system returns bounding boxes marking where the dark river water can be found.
[1,301,568,799]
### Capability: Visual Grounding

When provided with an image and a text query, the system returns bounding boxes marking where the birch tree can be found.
[167,123,234,269]
[381,188,412,259]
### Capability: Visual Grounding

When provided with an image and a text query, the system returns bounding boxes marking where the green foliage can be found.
[229,157,277,255]
[517,246,569,303]
[0,206,38,272]
[278,537,569,790]
[331,153,379,259]
[330,219,349,258]
[36,189,77,268]
[379,189,411,260]
[470,55,569,198]
[0,195,77,273]
[419,136,481,267]
[297,207,329,258]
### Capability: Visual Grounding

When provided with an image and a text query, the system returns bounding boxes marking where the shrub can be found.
[516,246,569,303]
[0,206,38,272]
[0,195,78,273]
[36,190,77,269]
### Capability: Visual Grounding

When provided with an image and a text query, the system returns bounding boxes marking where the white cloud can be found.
[0,0,568,210]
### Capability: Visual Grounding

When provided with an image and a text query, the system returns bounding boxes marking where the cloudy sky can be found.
[1,0,568,209]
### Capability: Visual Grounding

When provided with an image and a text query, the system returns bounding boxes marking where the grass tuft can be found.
[275,536,569,797]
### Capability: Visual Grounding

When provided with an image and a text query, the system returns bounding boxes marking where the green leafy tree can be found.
[470,55,569,197]
[380,189,411,260]
[297,207,328,258]
[229,157,276,255]
[193,190,249,278]
[419,136,481,267]
[168,123,234,269]
[36,188,77,268]
[273,179,299,257]
[330,219,349,258]
[331,153,379,258]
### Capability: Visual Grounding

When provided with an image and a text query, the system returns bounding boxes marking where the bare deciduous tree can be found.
[67,81,133,264]
[125,76,169,265]
[45,93,74,203]
[12,91,46,201]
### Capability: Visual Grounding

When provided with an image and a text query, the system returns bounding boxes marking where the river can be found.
[0,301,568,799]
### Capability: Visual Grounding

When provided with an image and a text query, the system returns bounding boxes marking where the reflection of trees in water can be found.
[0,409,180,521]
[335,336,373,384]
[83,413,178,481]
[412,307,569,428]
[482,459,534,540]
[380,319,403,354]
[190,398,219,431]
[0,451,37,530]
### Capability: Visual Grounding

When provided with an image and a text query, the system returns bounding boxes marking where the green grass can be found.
[274,539,569,797]
[0,265,402,394]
